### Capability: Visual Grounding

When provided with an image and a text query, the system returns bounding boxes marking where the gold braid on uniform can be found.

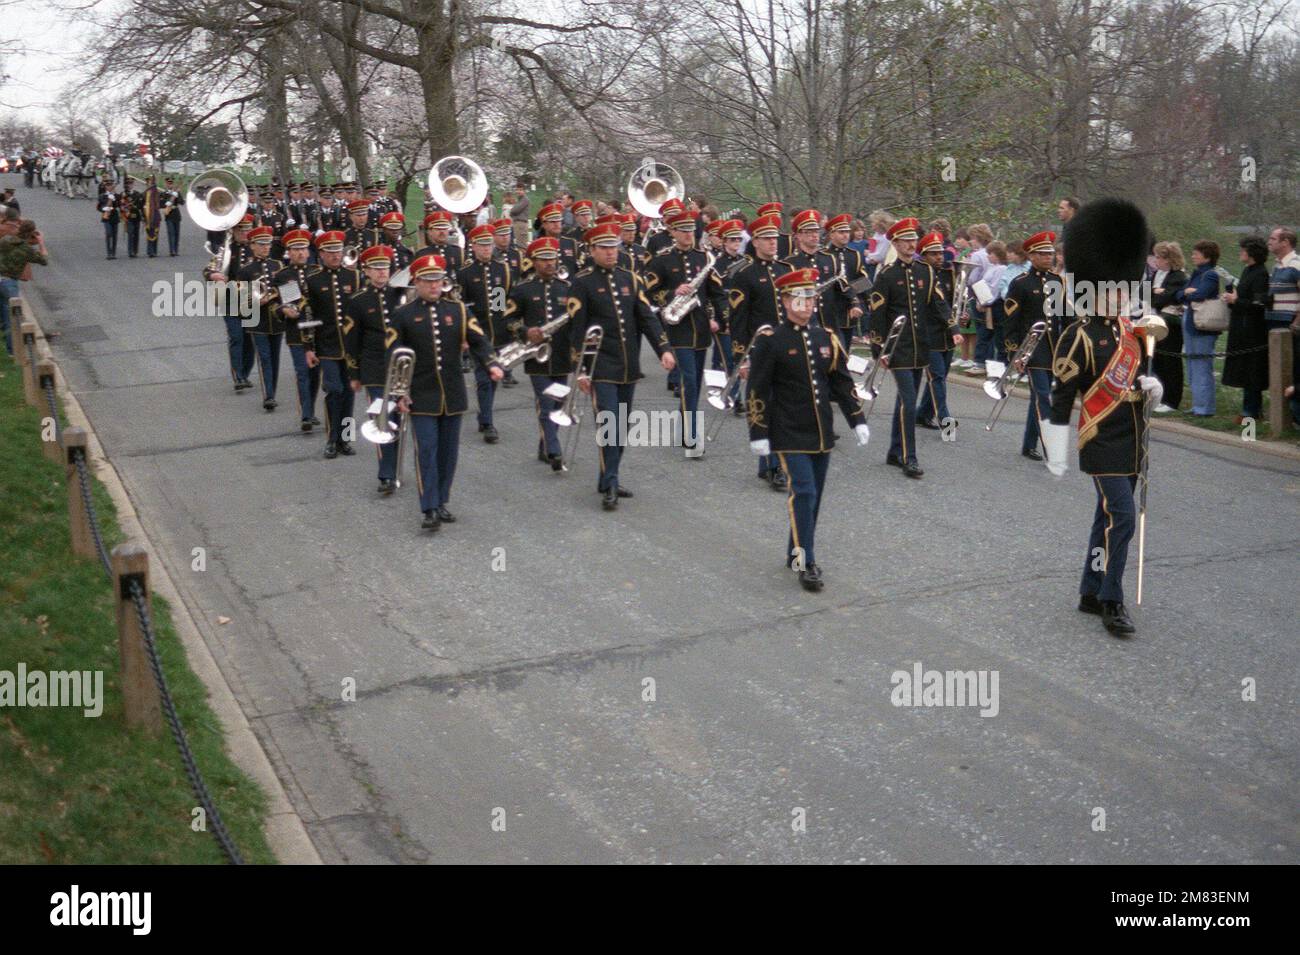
[1053,320,1092,383]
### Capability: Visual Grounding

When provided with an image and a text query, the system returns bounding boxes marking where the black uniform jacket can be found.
[279,262,318,346]
[235,255,286,335]
[392,297,501,415]
[303,265,363,360]
[1049,315,1146,476]
[1003,267,1064,370]
[344,284,408,386]
[457,256,514,346]
[746,318,866,453]
[565,265,670,384]
[728,257,791,353]
[783,247,852,331]
[642,246,727,349]
[868,258,948,369]
[505,276,574,377]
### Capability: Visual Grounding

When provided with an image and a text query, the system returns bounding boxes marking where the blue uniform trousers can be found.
[777,451,830,568]
[411,414,462,513]
[1081,475,1138,605]
[365,385,400,481]
[474,361,496,427]
[252,333,282,401]
[593,381,635,492]
[224,315,255,383]
[530,375,565,458]
[1021,368,1052,454]
[889,368,923,465]
[288,344,320,423]
[915,350,952,424]
[673,346,707,448]
[320,358,355,445]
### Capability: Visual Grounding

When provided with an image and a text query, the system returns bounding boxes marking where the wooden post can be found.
[63,428,94,559]
[1267,328,1294,437]
[10,296,23,323]
[112,542,163,734]
[36,359,61,462]
[20,321,38,406]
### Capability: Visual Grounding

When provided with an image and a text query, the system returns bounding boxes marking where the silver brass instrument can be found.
[659,250,718,326]
[705,324,772,442]
[496,313,569,369]
[983,320,1047,431]
[547,325,604,472]
[341,244,361,268]
[361,347,416,488]
[428,155,488,215]
[950,260,978,323]
[627,158,684,222]
[186,168,248,276]
[857,315,906,419]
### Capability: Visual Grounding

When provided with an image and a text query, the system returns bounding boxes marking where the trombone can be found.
[983,321,1046,431]
[361,347,415,488]
[857,315,906,420]
[545,325,604,472]
[704,325,772,443]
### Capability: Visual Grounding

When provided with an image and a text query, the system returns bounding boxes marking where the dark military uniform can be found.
[565,263,671,493]
[160,186,182,256]
[121,189,142,258]
[458,255,514,435]
[868,257,948,471]
[279,261,321,425]
[783,245,849,339]
[558,235,586,278]
[392,296,502,516]
[235,255,288,407]
[344,226,382,258]
[824,242,870,342]
[728,255,791,481]
[304,264,363,451]
[746,318,866,574]
[1004,265,1065,456]
[505,274,573,461]
[915,260,963,429]
[643,245,727,451]
[204,240,257,387]
[1049,314,1146,606]
[345,283,407,484]
[618,241,652,277]
[413,242,464,290]
[98,189,120,259]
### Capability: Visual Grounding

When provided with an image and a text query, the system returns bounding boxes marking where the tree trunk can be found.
[261,29,293,182]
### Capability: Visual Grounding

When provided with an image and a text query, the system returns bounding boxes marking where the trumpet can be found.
[857,315,906,419]
[361,347,416,488]
[983,321,1046,431]
[546,325,604,472]
[496,313,569,369]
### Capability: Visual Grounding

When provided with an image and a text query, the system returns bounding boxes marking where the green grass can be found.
[0,354,275,864]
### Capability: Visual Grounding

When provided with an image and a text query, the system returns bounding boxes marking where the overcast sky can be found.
[1,1,101,124]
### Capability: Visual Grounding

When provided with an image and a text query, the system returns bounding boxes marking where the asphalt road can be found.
[15,175,1299,864]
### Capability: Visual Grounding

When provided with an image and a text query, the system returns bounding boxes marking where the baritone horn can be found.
[186,167,248,276]
[362,347,416,487]
[428,155,488,215]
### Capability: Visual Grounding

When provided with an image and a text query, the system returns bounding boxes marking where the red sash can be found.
[1077,315,1140,449]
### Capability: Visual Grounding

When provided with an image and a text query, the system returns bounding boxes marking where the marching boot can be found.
[799,563,824,592]
[323,443,339,459]
[421,510,441,531]
[602,484,619,511]
[902,461,924,479]
[1102,601,1136,636]
[1078,594,1103,616]
[377,479,394,496]
[337,441,356,456]
[616,486,633,498]
[1022,447,1044,461]
[769,470,788,491]
[435,505,456,523]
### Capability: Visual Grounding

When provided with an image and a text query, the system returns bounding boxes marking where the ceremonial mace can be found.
[1134,314,1169,605]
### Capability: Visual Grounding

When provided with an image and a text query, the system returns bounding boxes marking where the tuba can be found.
[187,168,249,276]
[428,155,488,215]
[627,158,683,235]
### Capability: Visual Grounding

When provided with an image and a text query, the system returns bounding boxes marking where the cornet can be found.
[361,347,416,488]
[983,321,1046,431]
[857,315,907,420]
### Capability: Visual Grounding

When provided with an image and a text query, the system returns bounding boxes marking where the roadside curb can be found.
[16,284,322,865]
[945,367,1300,463]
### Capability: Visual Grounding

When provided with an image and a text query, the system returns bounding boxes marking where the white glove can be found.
[1040,421,1071,478]
[1138,374,1164,406]
[750,439,771,456]
[855,423,870,446]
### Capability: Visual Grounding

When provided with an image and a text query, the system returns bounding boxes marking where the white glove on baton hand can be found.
[1039,421,1071,478]
[750,439,771,457]
[855,423,870,446]
[1138,374,1164,406]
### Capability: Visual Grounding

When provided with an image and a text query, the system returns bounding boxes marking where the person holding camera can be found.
[0,212,49,356]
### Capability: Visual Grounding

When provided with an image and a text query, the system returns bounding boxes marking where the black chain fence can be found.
[32,332,243,865]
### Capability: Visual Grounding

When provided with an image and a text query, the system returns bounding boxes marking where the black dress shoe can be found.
[482,425,499,444]
[732,403,745,417]
[602,486,619,510]
[537,449,548,463]
[666,382,677,393]
[1102,601,1135,636]
[501,374,517,388]
[377,479,394,496]
[301,420,313,432]
[323,443,339,459]
[1078,594,1103,615]
[918,418,940,430]
[337,441,355,456]
[1022,447,1043,461]
[436,505,455,523]
[886,454,903,468]
[421,510,441,531]
[263,398,277,412]
[310,416,321,426]
[549,454,564,472]
[902,462,924,479]
[799,563,825,592]
[769,470,788,491]
[616,486,633,498]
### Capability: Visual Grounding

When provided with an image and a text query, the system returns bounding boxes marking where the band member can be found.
[277,229,322,431]
[459,223,515,441]
[295,181,320,233]
[256,188,288,237]
[345,245,407,494]
[824,213,870,346]
[538,203,584,276]
[504,236,573,470]
[161,177,182,256]
[713,219,749,396]
[644,197,684,256]
[303,230,363,458]
[868,217,948,479]
[317,186,342,232]
[747,268,870,592]
[393,254,505,531]
[236,226,288,410]
[783,209,847,340]
[345,199,381,255]
[915,230,964,431]
[204,213,257,390]
[1001,230,1063,460]
[728,213,792,489]
[643,208,727,457]
[744,201,792,259]
[618,213,651,276]
[98,183,120,260]
[121,177,142,258]
[413,211,463,278]
[379,212,414,272]
[566,199,594,241]
[565,221,676,509]
[492,218,522,272]
[1041,200,1164,637]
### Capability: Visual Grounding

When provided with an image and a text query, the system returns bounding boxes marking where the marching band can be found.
[179,157,1159,633]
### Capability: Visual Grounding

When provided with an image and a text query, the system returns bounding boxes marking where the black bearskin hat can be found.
[1062,198,1150,286]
